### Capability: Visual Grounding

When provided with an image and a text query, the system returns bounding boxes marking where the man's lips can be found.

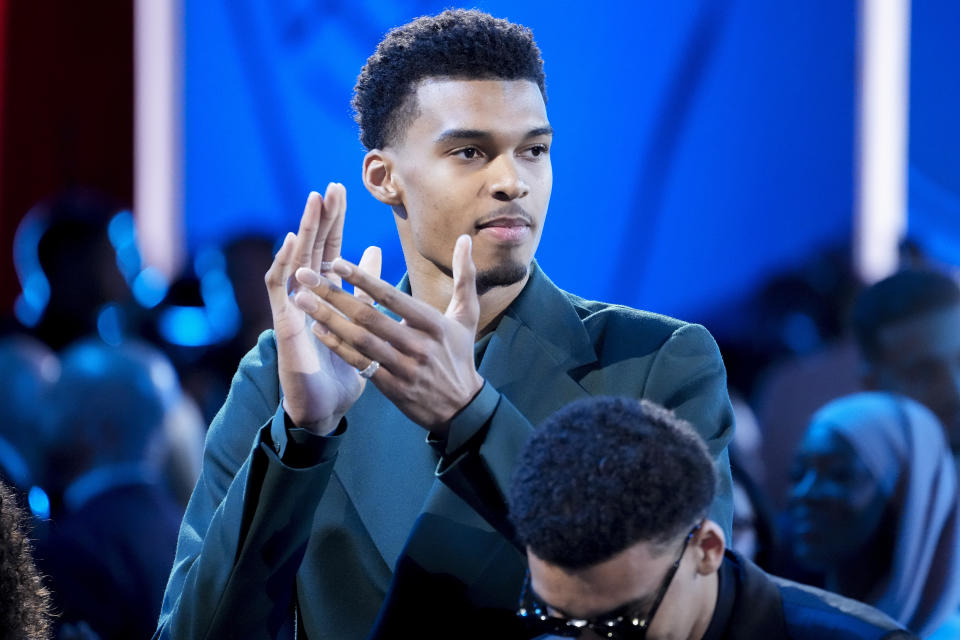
[473,205,535,244]
[474,203,534,230]
[476,216,530,229]
[475,218,532,244]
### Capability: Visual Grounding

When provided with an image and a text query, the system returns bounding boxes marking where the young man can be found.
[156,10,735,639]
[509,396,916,640]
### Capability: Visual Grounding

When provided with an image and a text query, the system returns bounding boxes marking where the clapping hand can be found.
[265,185,382,435]
[292,234,484,432]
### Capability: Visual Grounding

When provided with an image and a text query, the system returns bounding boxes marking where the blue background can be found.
[183,1,957,325]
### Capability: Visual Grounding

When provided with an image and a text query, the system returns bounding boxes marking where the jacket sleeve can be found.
[154,331,343,639]
[435,322,735,540]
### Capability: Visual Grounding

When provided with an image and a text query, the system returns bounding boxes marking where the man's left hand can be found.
[292,234,484,432]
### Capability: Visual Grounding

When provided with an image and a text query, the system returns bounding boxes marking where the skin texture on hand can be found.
[293,234,484,432]
[264,184,382,435]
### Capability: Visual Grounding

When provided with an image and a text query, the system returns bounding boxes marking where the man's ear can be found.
[362,149,403,205]
[693,520,725,576]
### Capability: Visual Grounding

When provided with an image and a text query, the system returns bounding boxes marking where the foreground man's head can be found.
[509,397,724,640]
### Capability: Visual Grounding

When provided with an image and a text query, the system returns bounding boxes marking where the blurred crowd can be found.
[1,188,960,638]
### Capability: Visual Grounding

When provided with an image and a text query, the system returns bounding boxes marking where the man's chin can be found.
[475,261,529,296]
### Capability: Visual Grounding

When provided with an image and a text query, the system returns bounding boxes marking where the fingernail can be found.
[296,267,320,287]
[294,291,318,312]
[332,259,351,276]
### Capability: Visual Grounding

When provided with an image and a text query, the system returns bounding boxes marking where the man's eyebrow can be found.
[434,126,554,144]
[527,125,554,138]
[434,129,492,144]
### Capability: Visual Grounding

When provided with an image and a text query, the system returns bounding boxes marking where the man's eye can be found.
[526,144,548,157]
[456,147,481,159]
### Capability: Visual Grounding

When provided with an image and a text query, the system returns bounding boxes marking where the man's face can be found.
[870,304,960,451]
[787,423,887,570]
[386,79,552,293]
[525,533,709,640]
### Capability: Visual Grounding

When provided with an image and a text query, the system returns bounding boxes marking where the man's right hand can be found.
[264,184,382,435]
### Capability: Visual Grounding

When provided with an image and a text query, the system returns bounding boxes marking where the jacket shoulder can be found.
[774,577,915,640]
[562,291,717,357]
[564,291,685,330]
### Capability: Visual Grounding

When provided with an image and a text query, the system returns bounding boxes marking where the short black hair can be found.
[852,269,960,362]
[352,9,546,150]
[508,397,716,570]
[0,481,51,639]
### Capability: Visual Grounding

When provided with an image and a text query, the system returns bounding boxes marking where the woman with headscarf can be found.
[788,392,960,638]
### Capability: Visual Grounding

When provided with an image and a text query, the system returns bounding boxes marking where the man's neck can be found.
[406,259,529,338]
[688,571,719,640]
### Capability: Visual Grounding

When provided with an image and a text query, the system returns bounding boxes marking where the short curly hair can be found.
[0,481,51,639]
[508,397,716,570]
[852,268,960,363]
[352,9,546,150]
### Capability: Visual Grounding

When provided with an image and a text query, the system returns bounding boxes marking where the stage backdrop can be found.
[908,0,960,267]
[183,0,860,322]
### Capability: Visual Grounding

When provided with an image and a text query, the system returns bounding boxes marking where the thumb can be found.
[445,234,479,332]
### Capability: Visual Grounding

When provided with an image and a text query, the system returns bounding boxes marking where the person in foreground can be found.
[788,392,960,638]
[508,396,916,640]
[0,479,51,640]
[156,9,735,639]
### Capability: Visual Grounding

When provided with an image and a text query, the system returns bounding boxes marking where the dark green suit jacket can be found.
[155,264,734,639]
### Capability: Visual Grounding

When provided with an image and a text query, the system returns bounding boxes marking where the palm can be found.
[265,185,379,434]
[275,298,364,426]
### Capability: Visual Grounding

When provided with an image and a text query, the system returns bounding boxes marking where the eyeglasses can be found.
[516,523,701,639]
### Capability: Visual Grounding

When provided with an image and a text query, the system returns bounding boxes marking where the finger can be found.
[354,245,382,305]
[294,270,423,354]
[445,234,479,332]
[331,258,441,331]
[310,183,338,264]
[265,232,296,310]
[312,323,367,371]
[314,324,406,394]
[294,191,323,268]
[320,183,346,265]
[295,289,415,377]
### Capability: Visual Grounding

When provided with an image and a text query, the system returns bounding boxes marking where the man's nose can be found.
[488,155,529,201]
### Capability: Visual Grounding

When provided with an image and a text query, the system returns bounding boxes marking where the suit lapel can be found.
[332,274,439,570]
[333,385,439,571]
[481,262,598,425]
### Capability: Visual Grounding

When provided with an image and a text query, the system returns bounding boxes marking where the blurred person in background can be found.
[130,340,206,508]
[509,396,914,640]
[0,479,51,640]
[727,394,779,570]
[30,190,133,350]
[788,392,960,638]
[34,339,184,640]
[220,233,276,363]
[852,269,960,475]
[0,335,59,498]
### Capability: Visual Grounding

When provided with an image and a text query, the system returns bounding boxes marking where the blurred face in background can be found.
[787,422,889,570]
[869,304,960,452]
